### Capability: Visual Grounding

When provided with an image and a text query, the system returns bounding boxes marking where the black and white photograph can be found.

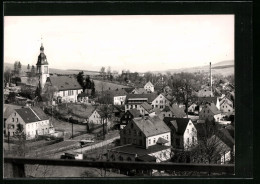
[3,13,237,178]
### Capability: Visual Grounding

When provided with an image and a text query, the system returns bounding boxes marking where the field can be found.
[93,79,130,92]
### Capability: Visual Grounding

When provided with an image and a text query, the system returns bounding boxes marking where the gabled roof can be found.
[15,107,49,124]
[47,76,82,91]
[4,104,22,119]
[144,81,154,87]
[160,93,174,101]
[206,103,221,115]
[162,105,186,118]
[163,117,191,135]
[128,109,142,118]
[218,128,235,149]
[133,116,171,137]
[140,102,153,112]
[125,93,157,103]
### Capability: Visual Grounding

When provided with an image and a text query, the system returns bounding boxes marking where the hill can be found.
[152,60,234,76]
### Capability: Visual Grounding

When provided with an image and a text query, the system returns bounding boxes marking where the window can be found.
[126,105,129,109]
[156,105,158,108]
[192,128,194,132]
[187,129,189,133]
[148,139,151,145]
[16,118,18,122]
[134,130,137,135]
[125,115,127,119]
[156,101,158,103]
[135,105,137,108]
[153,138,156,143]
[63,91,65,96]
[160,153,162,158]
[131,123,133,129]
[119,156,124,161]
[187,138,190,144]
[192,136,195,143]
[12,118,14,122]
[163,114,165,117]
[166,135,169,140]
[128,130,131,135]
[14,113,16,116]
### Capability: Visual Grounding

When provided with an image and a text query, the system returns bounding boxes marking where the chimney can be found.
[210,62,212,97]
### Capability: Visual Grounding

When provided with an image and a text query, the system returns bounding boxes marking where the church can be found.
[36,43,83,103]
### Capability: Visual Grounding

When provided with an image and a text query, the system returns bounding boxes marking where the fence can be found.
[4,157,234,178]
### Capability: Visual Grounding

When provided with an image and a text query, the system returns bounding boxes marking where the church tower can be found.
[36,42,49,89]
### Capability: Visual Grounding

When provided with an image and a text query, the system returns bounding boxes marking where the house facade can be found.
[5,107,54,140]
[158,105,186,120]
[163,118,197,150]
[88,109,111,126]
[151,93,171,110]
[144,81,154,93]
[220,101,234,116]
[44,76,83,103]
[199,103,222,122]
[120,109,142,129]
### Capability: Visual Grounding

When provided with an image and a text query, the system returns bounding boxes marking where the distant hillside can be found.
[152,60,234,76]
[4,62,100,76]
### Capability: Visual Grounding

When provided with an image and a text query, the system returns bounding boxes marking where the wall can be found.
[220,102,234,116]
[148,148,171,162]
[5,112,26,137]
[146,132,171,149]
[56,89,83,103]
[151,94,170,109]
[183,121,198,150]
[114,95,126,105]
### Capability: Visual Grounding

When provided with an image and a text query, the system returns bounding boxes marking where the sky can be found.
[4,15,234,73]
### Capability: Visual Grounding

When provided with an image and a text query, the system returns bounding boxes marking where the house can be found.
[139,102,154,116]
[163,117,197,150]
[131,88,148,94]
[124,93,157,112]
[158,105,186,120]
[120,109,142,129]
[199,103,222,122]
[151,93,172,110]
[144,81,154,93]
[219,95,233,108]
[198,96,220,111]
[220,100,234,116]
[5,107,54,140]
[88,108,111,126]
[4,104,22,135]
[77,92,89,103]
[188,103,198,114]
[197,87,213,97]
[44,75,83,103]
[108,116,171,163]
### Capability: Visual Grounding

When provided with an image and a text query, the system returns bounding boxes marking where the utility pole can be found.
[210,62,213,97]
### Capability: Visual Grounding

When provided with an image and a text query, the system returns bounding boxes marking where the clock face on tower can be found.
[44,66,48,74]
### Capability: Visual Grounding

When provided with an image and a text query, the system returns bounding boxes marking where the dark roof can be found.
[198,97,218,105]
[48,76,82,91]
[140,102,153,112]
[103,89,128,97]
[109,144,171,156]
[162,105,186,118]
[36,53,48,65]
[161,93,174,101]
[124,87,135,93]
[163,117,190,135]
[136,155,156,162]
[128,109,142,118]
[206,103,221,115]
[133,116,171,137]
[15,107,49,124]
[157,137,169,144]
[194,123,207,138]
[126,93,157,103]
[218,128,235,148]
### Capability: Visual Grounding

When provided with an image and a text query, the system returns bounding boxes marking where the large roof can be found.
[133,116,171,137]
[15,107,49,124]
[103,89,128,97]
[126,93,158,103]
[48,76,82,91]
[206,103,221,115]
[163,117,191,135]
[132,88,148,94]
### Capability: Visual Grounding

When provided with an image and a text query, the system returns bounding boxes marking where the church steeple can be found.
[36,39,49,89]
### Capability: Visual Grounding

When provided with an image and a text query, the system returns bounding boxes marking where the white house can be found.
[198,97,220,112]
[151,93,172,110]
[163,118,197,150]
[188,103,198,114]
[158,105,186,120]
[199,103,222,122]
[5,107,54,140]
[139,102,154,116]
[109,116,172,163]
[219,96,233,108]
[44,76,83,103]
[220,101,234,116]
[197,87,213,97]
[144,81,154,93]
[131,88,148,94]
[88,109,111,126]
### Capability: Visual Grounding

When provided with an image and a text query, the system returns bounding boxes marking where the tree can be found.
[19,85,36,100]
[100,67,106,79]
[4,67,12,84]
[27,64,30,71]
[77,71,85,91]
[42,83,58,105]
[31,65,36,75]
[171,72,197,116]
